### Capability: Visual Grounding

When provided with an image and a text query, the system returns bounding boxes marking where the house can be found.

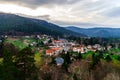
[51,47,62,55]
[53,40,64,47]
[36,35,41,39]
[93,44,101,49]
[55,57,64,66]
[29,42,37,47]
[107,46,112,51]
[87,45,92,49]
[72,46,86,53]
[25,36,30,38]
[80,45,85,53]
[62,46,70,53]
[98,47,102,51]
[70,42,76,46]
[54,40,62,43]
[46,49,54,56]
[91,48,97,52]
[52,39,69,47]
[46,47,62,56]
[73,47,81,53]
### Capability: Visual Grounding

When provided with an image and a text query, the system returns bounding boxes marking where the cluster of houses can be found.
[46,39,112,56]
[72,44,112,53]
[46,39,73,56]
[45,38,113,65]
[0,35,112,57]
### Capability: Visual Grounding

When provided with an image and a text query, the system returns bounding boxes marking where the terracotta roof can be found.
[46,47,61,54]
[54,40,62,43]
[51,47,61,51]
[46,49,54,54]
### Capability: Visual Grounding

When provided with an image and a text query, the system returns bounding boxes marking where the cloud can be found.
[0,0,80,8]
[0,0,120,28]
[52,20,105,28]
[104,7,120,17]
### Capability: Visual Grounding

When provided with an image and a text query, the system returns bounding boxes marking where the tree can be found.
[1,48,18,80]
[15,47,38,80]
[78,53,82,60]
[0,37,5,57]
[90,53,100,69]
[48,39,52,44]
[65,52,71,64]
[69,60,93,80]
[105,55,112,62]
[73,74,78,80]
[103,72,120,80]
[3,43,19,55]
[62,52,71,72]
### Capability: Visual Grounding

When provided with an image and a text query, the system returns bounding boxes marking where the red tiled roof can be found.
[46,47,61,54]
[46,49,54,54]
[51,47,61,51]
[54,40,62,43]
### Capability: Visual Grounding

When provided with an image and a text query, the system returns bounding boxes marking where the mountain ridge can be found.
[0,13,86,37]
[66,26,120,38]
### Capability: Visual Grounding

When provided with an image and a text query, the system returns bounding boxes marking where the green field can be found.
[5,37,40,49]
[6,38,28,49]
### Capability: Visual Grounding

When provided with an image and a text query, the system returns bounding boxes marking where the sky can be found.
[0,0,120,28]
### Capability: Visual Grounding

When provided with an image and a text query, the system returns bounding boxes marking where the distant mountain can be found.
[66,26,120,38]
[0,13,86,37]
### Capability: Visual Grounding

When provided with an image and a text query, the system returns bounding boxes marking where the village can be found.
[0,34,112,54]
[0,34,114,66]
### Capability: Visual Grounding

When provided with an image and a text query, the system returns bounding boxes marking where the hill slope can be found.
[0,13,86,37]
[66,26,120,38]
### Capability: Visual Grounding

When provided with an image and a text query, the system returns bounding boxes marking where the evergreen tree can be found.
[105,55,112,62]
[78,53,82,60]
[90,53,100,69]
[15,47,38,80]
[62,52,71,72]
[66,52,71,64]
[98,52,103,59]
[48,39,52,43]
[73,74,78,80]
[2,48,18,80]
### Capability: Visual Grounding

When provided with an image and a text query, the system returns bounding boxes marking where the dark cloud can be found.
[0,0,80,8]
[37,15,51,20]
[16,13,51,21]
